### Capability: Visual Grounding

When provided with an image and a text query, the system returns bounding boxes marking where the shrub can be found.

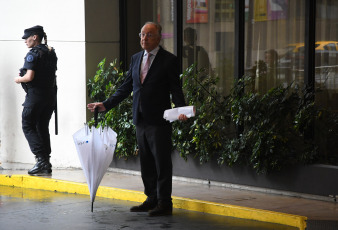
[88,60,338,173]
[87,58,137,159]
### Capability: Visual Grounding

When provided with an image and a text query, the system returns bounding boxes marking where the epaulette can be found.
[31,45,50,57]
[29,47,40,55]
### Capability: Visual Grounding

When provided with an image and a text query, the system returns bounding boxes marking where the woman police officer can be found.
[14,25,57,175]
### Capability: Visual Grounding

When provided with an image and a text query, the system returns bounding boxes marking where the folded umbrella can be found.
[73,120,117,212]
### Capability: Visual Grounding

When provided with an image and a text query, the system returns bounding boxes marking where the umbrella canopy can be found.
[73,125,117,212]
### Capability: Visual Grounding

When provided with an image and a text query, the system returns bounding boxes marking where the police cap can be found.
[22,25,44,39]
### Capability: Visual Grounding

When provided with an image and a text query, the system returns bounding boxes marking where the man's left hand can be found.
[178,114,188,121]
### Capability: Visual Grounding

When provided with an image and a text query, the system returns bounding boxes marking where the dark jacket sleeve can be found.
[168,56,186,108]
[102,59,134,111]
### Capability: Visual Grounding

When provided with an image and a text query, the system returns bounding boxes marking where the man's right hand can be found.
[87,102,106,112]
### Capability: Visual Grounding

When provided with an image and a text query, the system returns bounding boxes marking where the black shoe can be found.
[148,203,173,217]
[28,157,52,175]
[130,200,157,212]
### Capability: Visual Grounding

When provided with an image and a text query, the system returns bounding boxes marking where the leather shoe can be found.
[148,203,173,216]
[130,200,157,212]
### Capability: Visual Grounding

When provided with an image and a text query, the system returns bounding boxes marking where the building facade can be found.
[0,0,337,197]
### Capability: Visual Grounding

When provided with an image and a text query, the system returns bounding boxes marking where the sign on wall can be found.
[186,0,209,23]
[267,0,288,20]
[254,0,288,21]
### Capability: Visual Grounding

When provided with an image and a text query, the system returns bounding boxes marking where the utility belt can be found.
[22,81,56,92]
[19,68,56,92]
[25,83,56,89]
[24,85,57,96]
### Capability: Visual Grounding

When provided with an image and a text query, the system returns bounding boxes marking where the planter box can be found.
[110,151,338,198]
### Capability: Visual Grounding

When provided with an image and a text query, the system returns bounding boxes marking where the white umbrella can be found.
[73,124,117,212]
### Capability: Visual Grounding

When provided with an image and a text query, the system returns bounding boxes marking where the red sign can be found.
[186,0,208,24]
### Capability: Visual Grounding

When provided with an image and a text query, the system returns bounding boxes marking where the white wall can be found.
[0,0,86,168]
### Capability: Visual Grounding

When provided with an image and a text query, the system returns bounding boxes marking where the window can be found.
[315,0,338,110]
[122,0,338,166]
[123,0,176,68]
[245,0,306,94]
[215,0,235,22]
[138,0,176,53]
[183,0,235,95]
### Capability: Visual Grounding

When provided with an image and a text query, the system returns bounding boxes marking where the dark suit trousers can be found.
[136,114,173,203]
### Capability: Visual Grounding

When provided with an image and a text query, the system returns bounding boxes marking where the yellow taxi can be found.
[280,41,338,68]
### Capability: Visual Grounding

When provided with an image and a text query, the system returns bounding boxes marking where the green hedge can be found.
[88,59,338,174]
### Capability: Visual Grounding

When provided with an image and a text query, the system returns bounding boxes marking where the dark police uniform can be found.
[20,26,57,175]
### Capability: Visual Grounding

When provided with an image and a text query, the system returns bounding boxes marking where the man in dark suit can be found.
[87,22,188,216]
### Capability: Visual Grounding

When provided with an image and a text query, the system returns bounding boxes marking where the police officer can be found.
[14,25,57,175]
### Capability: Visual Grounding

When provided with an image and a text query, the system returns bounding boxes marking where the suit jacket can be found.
[103,46,186,126]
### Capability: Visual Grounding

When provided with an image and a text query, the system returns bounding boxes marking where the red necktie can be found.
[140,53,153,83]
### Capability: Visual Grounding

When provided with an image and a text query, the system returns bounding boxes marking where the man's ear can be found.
[32,35,37,41]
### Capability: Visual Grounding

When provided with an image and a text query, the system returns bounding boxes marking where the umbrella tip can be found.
[91,202,94,212]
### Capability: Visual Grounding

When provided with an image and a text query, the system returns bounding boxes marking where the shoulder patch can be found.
[26,55,34,62]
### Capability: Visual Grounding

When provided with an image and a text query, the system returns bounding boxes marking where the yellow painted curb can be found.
[173,197,307,230]
[0,174,307,230]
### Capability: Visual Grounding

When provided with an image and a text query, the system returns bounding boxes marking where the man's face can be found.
[140,24,161,52]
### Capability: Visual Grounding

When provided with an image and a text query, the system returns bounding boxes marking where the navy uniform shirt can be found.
[23,49,39,71]
[21,46,56,107]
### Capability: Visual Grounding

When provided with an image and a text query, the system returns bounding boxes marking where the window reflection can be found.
[245,0,305,94]
[183,27,211,74]
[131,0,338,166]
[315,0,338,110]
[137,0,175,54]
[183,0,235,95]
[154,0,175,53]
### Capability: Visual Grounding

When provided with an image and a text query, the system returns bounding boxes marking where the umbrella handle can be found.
[94,107,98,127]
[84,123,89,135]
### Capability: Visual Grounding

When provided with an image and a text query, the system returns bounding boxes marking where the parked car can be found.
[279,41,338,69]
[279,43,305,69]
[315,41,338,67]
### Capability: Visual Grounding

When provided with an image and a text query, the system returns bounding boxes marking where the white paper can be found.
[163,106,195,122]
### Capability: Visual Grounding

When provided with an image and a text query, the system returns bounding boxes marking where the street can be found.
[0,186,296,230]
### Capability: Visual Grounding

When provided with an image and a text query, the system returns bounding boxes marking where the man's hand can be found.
[178,114,188,121]
[87,102,106,112]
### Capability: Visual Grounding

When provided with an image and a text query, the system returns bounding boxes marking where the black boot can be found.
[28,157,52,175]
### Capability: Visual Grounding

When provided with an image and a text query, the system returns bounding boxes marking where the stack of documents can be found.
[163,106,195,122]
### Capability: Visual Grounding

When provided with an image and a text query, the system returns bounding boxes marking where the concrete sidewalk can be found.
[1,162,337,230]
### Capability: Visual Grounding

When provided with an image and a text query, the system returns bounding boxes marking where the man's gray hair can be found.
[143,22,162,38]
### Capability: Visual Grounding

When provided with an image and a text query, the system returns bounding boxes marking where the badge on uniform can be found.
[26,55,34,62]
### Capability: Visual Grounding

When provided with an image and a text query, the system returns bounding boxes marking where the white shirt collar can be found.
[145,46,160,57]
